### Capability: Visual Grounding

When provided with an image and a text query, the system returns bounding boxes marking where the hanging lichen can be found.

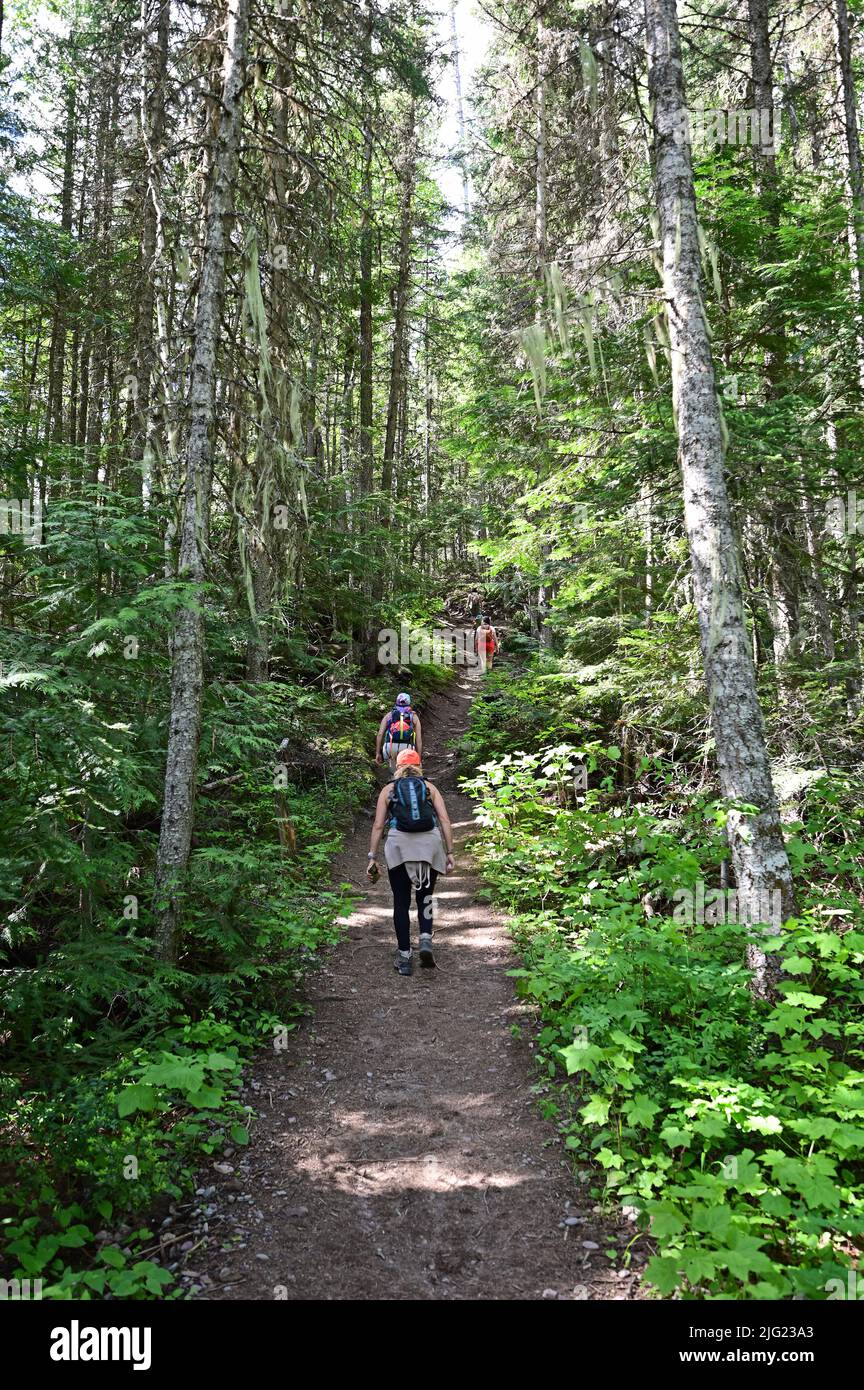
[288,378,302,450]
[545,261,571,352]
[578,292,598,378]
[648,209,663,278]
[244,228,273,411]
[518,322,547,413]
[697,222,723,302]
[716,390,730,455]
[652,309,671,364]
[644,320,660,386]
[579,40,598,113]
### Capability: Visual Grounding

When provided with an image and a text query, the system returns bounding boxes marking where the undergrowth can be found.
[462,655,864,1299]
[1,599,452,1298]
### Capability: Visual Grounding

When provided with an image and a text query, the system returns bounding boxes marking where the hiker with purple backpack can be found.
[374,692,423,774]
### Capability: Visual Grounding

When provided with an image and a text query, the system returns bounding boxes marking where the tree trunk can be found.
[358,5,375,500]
[449,0,471,217]
[68,107,90,458]
[801,487,835,663]
[644,0,794,998]
[126,0,170,495]
[381,100,416,511]
[642,479,654,626]
[356,2,377,672]
[835,0,864,386]
[535,10,556,647]
[421,243,434,573]
[153,0,250,963]
[534,8,548,300]
[834,1,864,710]
[45,70,77,446]
[747,0,799,723]
[85,74,119,483]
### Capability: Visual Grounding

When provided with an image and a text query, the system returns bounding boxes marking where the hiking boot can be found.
[418,933,435,968]
[394,949,413,976]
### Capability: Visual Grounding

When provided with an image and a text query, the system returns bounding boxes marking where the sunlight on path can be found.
[192,658,634,1302]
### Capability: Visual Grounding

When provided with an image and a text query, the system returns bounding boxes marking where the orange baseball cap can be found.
[396,748,422,766]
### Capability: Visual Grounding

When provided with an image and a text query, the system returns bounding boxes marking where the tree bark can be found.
[835,0,864,385]
[381,101,416,511]
[356,2,377,672]
[644,0,794,998]
[534,8,548,299]
[45,69,77,446]
[642,478,654,626]
[358,5,375,500]
[747,0,800,722]
[535,10,556,647]
[85,73,119,483]
[153,0,250,962]
[801,488,835,663]
[834,0,864,710]
[449,0,471,218]
[126,0,170,496]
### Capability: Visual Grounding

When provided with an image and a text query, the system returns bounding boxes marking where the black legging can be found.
[387,863,437,952]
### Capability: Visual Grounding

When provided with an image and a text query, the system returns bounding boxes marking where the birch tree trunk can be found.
[153,0,250,962]
[644,0,794,997]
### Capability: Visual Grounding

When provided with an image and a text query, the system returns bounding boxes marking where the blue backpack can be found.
[388,776,436,833]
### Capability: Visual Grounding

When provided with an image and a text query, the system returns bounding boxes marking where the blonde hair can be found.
[394,762,424,780]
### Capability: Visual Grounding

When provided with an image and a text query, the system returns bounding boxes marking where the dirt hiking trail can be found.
[191,651,639,1300]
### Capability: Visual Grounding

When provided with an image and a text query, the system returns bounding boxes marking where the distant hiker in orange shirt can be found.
[475,615,499,671]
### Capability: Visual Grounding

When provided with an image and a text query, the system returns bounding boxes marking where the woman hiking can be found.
[366,748,455,976]
[475,615,499,671]
[374,691,423,774]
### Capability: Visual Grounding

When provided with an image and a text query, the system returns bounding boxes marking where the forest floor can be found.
[187,646,642,1301]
